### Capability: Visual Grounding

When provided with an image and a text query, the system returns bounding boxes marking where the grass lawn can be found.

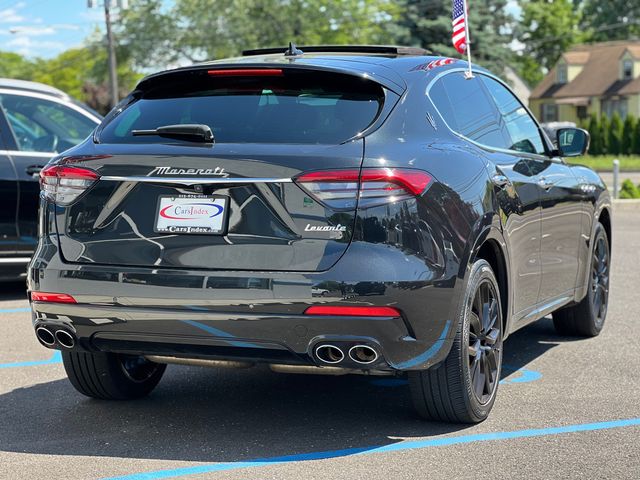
[566,155,640,172]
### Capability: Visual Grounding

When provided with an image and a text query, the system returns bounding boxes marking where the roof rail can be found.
[242,45,431,57]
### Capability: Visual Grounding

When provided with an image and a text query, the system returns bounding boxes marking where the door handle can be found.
[26,165,43,178]
[538,177,555,190]
[491,173,511,189]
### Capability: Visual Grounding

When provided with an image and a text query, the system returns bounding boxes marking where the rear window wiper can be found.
[132,124,214,143]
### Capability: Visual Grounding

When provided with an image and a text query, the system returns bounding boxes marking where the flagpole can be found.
[463,0,474,78]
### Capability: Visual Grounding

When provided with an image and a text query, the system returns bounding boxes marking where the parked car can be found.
[0,79,101,280]
[27,46,611,423]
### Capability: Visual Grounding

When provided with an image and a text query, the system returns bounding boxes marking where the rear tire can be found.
[62,351,166,400]
[553,222,610,337]
[409,259,503,423]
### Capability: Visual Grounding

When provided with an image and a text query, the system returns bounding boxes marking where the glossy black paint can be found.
[27,52,612,372]
[0,80,100,280]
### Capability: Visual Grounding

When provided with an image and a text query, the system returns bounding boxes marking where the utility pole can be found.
[88,1,128,109]
[104,1,119,108]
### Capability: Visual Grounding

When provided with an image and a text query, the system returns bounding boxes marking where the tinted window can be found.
[429,72,510,149]
[0,94,97,153]
[481,76,546,155]
[100,71,384,145]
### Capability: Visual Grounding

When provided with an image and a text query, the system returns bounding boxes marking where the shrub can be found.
[587,113,601,155]
[599,114,610,154]
[619,179,640,199]
[608,112,623,156]
[622,115,636,155]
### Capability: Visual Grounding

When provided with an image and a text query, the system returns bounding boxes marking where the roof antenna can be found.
[284,42,304,57]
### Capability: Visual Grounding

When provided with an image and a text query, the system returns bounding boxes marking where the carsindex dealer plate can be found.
[155,195,229,234]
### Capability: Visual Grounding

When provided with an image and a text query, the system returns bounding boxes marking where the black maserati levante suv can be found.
[0,78,100,280]
[27,46,611,423]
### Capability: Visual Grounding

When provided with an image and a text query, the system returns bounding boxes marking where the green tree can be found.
[582,1,640,41]
[400,0,516,76]
[516,0,583,87]
[608,112,623,156]
[118,0,402,69]
[633,119,640,155]
[622,115,637,156]
[0,51,37,78]
[599,114,610,154]
[586,113,601,155]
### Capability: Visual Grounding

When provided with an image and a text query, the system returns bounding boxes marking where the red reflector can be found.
[30,292,77,304]
[207,69,284,77]
[304,306,401,317]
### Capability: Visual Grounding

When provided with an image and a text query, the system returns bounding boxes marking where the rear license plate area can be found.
[155,195,229,235]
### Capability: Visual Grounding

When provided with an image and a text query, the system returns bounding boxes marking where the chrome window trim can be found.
[99,176,293,185]
[0,88,102,124]
[0,149,56,158]
[425,67,556,163]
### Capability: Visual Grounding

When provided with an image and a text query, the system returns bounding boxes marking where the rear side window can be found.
[0,93,96,153]
[429,72,510,149]
[99,70,384,145]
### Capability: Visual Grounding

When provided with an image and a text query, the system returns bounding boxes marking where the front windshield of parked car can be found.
[99,70,384,145]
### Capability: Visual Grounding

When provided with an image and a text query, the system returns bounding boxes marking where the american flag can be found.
[452,0,468,54]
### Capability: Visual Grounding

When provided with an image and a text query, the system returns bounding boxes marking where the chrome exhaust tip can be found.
[348,345,379,365]
[35,327,56,347]
[314,344,345,364]
[55,330,76,349]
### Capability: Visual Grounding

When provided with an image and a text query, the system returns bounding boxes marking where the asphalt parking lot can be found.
[1,209,639,480]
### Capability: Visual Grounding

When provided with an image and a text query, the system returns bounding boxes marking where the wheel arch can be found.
[598,206,612,249]
[468,228,512,339]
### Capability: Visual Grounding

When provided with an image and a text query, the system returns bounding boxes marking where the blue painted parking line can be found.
[501,365,543,384]
[0,307,30,313]
[102,417,640,480]
[0,350,62,369]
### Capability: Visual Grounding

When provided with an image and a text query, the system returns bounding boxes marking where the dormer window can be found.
[623,59,633,80]
[557,64,568,84]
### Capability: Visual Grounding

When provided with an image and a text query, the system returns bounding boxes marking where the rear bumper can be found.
[28,233,461,372]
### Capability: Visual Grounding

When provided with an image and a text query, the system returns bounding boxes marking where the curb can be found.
[613,199,640,211]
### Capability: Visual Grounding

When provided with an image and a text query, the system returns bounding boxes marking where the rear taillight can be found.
[294,168,432,210]
[40,165,100,205]
[30,292,77,304]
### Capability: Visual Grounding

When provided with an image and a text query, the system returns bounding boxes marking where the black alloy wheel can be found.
[409,259,503,423]
[553,222,610,337]
[468,279,502,405]
[591,231,610,328]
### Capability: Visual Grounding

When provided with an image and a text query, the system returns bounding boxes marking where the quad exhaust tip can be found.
[35,327,56,347]
[348,345,379,365]
[54,330,76,349]
[315,344,345,364]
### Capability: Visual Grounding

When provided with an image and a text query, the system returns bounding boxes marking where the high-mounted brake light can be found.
[30,292,77,304]
[207,69,284,77]
[40,165,100,205]
[304,305,402,317]
[294,168,432,210]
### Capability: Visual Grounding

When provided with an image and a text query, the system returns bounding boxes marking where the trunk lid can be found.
[55,142,362,271]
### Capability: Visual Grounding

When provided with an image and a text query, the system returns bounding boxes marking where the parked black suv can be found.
[0,79,100,280]
[28,46,611,423]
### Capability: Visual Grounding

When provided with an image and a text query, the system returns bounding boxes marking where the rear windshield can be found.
[99,70,384,145]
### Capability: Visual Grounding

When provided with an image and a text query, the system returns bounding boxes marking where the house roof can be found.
[530,41,640,100]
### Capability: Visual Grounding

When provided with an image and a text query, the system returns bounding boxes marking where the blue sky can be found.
[0,0,521,59]
[0,0,110,58]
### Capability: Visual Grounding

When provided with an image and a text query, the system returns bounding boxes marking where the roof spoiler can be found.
[242,45,431,57]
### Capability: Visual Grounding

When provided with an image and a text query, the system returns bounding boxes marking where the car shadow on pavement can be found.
[0,282,28,302]
[0,316,583,464]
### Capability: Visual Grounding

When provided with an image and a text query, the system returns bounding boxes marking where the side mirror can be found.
[556,128,590,157]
